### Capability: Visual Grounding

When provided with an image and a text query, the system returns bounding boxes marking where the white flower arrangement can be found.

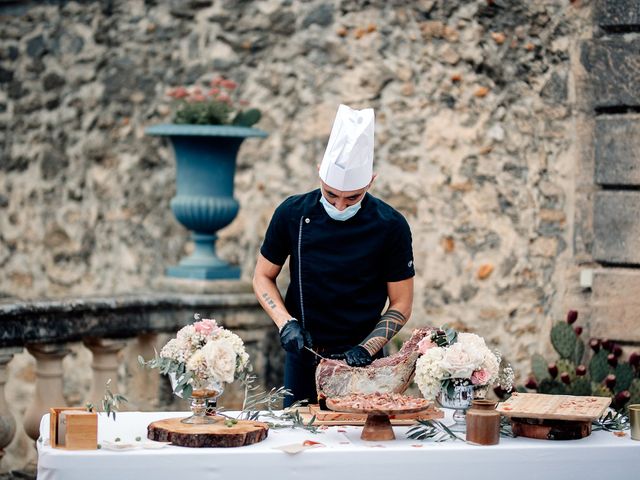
[414,328,512,400]
[139,314,250,398]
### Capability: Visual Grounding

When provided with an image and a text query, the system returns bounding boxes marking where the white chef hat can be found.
[319,104,375,191]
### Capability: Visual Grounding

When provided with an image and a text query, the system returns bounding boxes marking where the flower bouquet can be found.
[414,328,513,430]
[139,314,250,424]
[166,75,261,127]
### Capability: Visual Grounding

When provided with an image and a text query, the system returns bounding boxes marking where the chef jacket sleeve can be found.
[384,214,415,282]
[260,200,291,266]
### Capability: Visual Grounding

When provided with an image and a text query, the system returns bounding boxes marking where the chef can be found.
[253,104,415,407]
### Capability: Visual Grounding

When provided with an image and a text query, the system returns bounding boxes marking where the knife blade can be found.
[304,346,329,361]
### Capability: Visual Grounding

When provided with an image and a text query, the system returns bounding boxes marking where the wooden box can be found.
[49,407,97,450]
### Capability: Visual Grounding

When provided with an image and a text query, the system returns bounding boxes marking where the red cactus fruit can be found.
[560,372,571,385]
[589,339,601,352]
[566,310,578,324]
[605,374,616,390]
[607,353,618,367]
[575,365,587,376]
[548,363,558,378]
[612,345,623,358]
[573,326,583,336]
[524,377,538,390]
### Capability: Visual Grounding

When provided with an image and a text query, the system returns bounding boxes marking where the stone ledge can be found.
[0,291,264,347]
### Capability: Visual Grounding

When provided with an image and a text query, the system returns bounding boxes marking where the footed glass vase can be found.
[437,381,474,432]
[170,374,223,425]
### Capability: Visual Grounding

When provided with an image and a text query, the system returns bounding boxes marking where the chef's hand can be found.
[279,320,310,354]
[330,346,373,367]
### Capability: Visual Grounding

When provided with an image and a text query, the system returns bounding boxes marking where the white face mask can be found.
[320,194,363,221]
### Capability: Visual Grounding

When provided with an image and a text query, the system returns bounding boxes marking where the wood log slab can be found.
[147,416,269,448]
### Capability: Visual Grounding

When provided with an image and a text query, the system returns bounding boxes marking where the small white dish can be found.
[100,440,139,451]
[140,440,171,449]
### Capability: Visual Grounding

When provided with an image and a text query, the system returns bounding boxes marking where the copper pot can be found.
[465,399,500,445]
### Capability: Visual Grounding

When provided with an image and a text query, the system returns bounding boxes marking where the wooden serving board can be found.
[297,404,443,426]
[147,417,268,448]
[497,392,611,421]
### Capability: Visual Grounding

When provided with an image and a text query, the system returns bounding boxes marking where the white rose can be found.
[440,342,477,379]
[202,339,237,384]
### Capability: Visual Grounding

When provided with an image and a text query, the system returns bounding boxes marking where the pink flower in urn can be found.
[194,319,219,336]
[471,368,491,385]
[417,337,436,355]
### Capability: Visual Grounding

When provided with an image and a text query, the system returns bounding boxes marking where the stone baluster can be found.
[126,333,160,411]
[83,337,128,408]
[0,347,22,466]
[23,344,70,441]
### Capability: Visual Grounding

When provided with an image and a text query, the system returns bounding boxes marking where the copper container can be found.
[466,399,500,445]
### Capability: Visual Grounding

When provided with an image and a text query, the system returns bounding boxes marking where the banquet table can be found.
[37,410,640,480]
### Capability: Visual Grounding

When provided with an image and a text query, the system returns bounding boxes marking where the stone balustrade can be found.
[0,285,283,471]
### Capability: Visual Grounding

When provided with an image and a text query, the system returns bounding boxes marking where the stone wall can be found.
[0,0,623,472]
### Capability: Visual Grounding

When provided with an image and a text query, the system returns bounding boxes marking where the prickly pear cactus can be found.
[573,337,585,365]
[538,378,567,395]
[569,377,591,396]
[589,349,610,383]
[629,378,640,406]
[557,358,577,382]
[551,322,576,359]
[531,353,549,381]
[614,363,635,393]
[591,383,612,398]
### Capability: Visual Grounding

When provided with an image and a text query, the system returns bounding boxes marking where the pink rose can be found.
[194,319,218,336]
[417,337,436,355]
[471,368,491,385]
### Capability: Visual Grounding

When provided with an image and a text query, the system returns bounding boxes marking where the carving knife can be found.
[304,346,329,361]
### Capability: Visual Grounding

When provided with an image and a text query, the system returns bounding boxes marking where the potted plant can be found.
[146,76,267,279]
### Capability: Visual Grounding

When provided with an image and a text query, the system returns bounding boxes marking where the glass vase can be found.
[437,381,474,432]
[169,373,224,425]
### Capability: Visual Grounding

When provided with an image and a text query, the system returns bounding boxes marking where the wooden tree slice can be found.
[148,416,269,448]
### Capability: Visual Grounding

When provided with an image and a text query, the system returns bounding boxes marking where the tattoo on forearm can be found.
[359,309,407,355]
[261,292,277,310]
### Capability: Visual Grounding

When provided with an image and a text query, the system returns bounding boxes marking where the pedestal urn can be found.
[146,124,267,279]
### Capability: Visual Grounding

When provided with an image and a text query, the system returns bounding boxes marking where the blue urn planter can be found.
[145,124,267,280]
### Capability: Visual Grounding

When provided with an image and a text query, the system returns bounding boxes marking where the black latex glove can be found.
[330,345,373,367]
[279,320,309,354]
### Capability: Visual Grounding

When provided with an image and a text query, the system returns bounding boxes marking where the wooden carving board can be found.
[297,404,443,426]
[497,392,611,421]
[147,416,268,448]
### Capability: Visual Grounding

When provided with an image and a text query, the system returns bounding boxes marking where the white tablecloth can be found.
[37,411,640,480]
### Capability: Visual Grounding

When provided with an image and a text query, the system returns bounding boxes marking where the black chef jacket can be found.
[261,188,415,349]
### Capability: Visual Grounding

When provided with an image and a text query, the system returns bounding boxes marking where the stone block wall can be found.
[0,0,592,369]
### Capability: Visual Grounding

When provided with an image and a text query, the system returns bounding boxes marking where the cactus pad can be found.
[614,363,634,393]
[573,337,585,365]
[531,353,549,381]
[589,349,610,383]
[569,377,591,396]
[551,322,576,359]
[538,378,567,395]
[557,358,577,383]
[629,378,640,406]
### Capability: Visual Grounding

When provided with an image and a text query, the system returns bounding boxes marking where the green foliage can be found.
[574,337,585,365]
[614,363,634,393]
[538,378,567,395]
[589,350,609,383]
[569,377,591,396]
[407,419,463,442]
[592,410,630,432]
[174,101,232,125]
[232,108,262,127]
[557,359,577,383]
[629,378,640,406]
[86,379,128,421]
[551,322,576,359]
[531,353,549,381]
[138,353,193,398]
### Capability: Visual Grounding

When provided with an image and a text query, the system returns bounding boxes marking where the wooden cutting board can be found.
[147,417,268,447]
[497,392,611,421]
[296,404,443,426]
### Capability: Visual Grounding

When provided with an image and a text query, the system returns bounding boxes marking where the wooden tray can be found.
[497,392,611,421]
[297,403,443,426]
